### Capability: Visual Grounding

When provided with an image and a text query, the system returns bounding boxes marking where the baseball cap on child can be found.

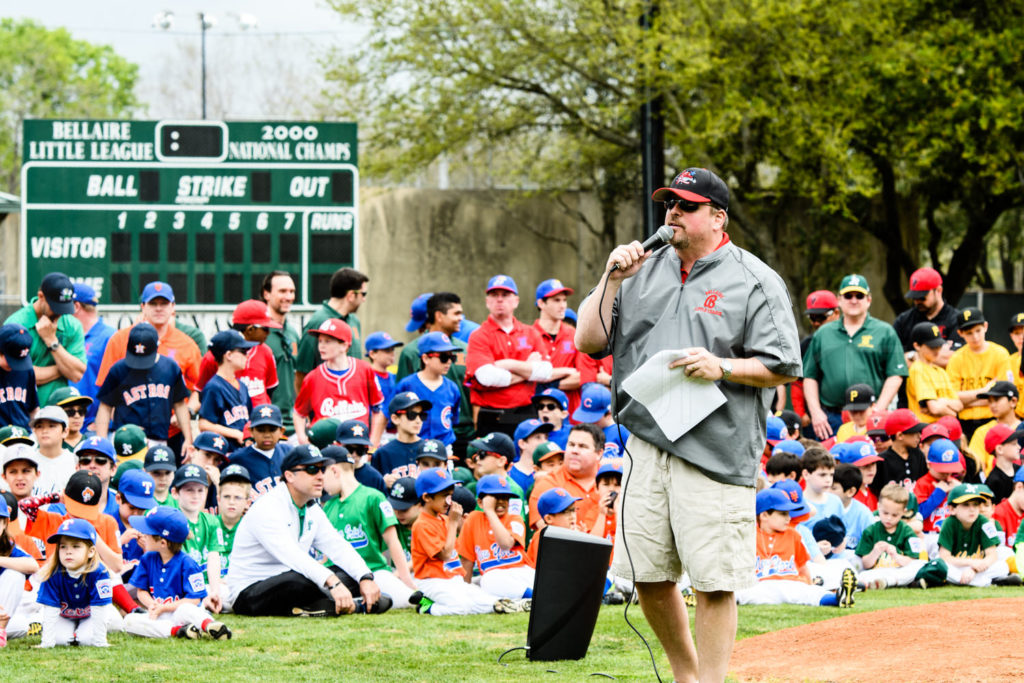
[364,331,404,354]
[209,329,257,361]
[0,323,33,371]
[126,323,159,369]
[64,470,104,521]
[983,424,1024,456]
[1014,467,1024,484]
[469,432,516,462]
[40,272,76,316]
[73,282,99,306]
[532,441,563,466]
[772,440,805,458]
[0,425,34,446]
[839,274,869,295]
[111,460,142,491]
[46,517,98,545]
[514,419,554,445]
[0,495,8,519]
[948,483,992,505]
[843,384,875,412]
[140,281,175,303]
[486,275,518,295]
[173,464,209,489]
[220,464,252,485]
[926,438,964,473]
[936,415,963,441]
[778,410,801,436]
[117,469,157,510]
[1,443,41,469]
[49,386,93,409]
[573,383,611,423]
[415,467,456,498]
[388,477,419,510]
[389,391,432,415]
[322,445,355,465]
[597,459,624,479]
[905,268,943,299]
[651,168,730,210]
[977,381,1019,401]
[130,507,190,543]
[957,307,986,330]
[1009,312,1024,332]
[564,308,578,325]
[415,439,448,464]
[75,436,115,460]
[250,404,284,429]
[537,487,581,517]
[911,322,946,349]
[884,409,924,436]
[418,332,459,354]
[866,411,889,437]
[336,420,372,447]
[765,415,787,445]
[193,431,229,458]
[804,290,838,315]
[233,299,282,329]
[920,423,950,442]
[114,424,148,461]
[307,418,341,449]
[307,318,352,343]
[144,444,176,473]
[451,485,477,514]
[771,479,811,518]
[532,388,569,412]
[31,404,68,428]
[756,488,803,516]
[477,474,514,496]
[835,440,882,467]
[535,279,574,301]
[405,293,434,332]
[812,515,846,548]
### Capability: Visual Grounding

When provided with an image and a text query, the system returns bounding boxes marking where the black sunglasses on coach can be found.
[663,199,705,213]
[291,463,327,475]
[78,455,111,466]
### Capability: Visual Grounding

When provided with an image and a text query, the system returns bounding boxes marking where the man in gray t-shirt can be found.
[576,167,801,683]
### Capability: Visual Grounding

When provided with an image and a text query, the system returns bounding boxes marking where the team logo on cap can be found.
[19,347,28,358]
[422,441,440,453]
[931,325,939,337]
[392,483,406,498]
[859,444,872,456]
[786,490,799,503]
[122,443,133,454]
[319,320,335,332]
[309,445,321,457]
[81,486,95,503]
[848,275,861,286]
[1016,314,1024,325]
[939,448,955,463]
[134,343,146,354]
[498,476,507,487]
[350,424,365,436]
[60,287,74,301]
[155,451,169,461]
[213,436,225,450]
[61,519,74,532]
[555,489,568,498]
[184,465,201,477]
[492,276,509,286]
[674,170,696,185]
[583,397,594,408]
[962,310,972,321]
[259,406,274,418]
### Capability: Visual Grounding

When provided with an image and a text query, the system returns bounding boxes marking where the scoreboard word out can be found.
[21,120,358,308]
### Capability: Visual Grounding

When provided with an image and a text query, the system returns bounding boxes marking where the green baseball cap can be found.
[113,424,148,462]
[0,425,34,446]
[307,418,342,450]
[839,274,870,295]
[532,441,564,466]
[48,386,94,408]
[949,483,993,505]
[111,459,143,491]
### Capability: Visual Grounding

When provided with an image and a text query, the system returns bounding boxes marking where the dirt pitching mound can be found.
[730,597,1024,682]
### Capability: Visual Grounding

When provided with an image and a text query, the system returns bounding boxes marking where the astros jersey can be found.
[456,509,531,573]
[199,374,252,451]
[938,513,1000,558]
[197,344,278,407]
[753,526,809,582]
[321,484,399,573]
[182,511,225,578]
[411,510,463,580]
[395,373,461,445]
[38,565,113,618]
[294,358,384,428]
[129,550,208,603]
[946,343,1011,421]
[5,300,86,408]
[228,444,290,498]
[96,356,190,440]
[907,359,958,423]
[855,520,925,566]
[95,323,201,392]
[0,368,38,429]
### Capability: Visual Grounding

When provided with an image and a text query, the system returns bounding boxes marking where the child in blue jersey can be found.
[0,495,38,647]
[198,330,255,453]
[0,323,40,430]
[395,332,461,448]
[94,323,191,449]
[37,518,115,647]
[372,392,430,488]
[531,388,570,448]
[509,419,554,493]
[113,468,157,582]
[125,507,230,640]
[226,404,290,499]
[365,332,404,427]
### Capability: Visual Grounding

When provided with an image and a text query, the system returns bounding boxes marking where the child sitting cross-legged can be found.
[936,483,1015,587]
[855,483,929,589]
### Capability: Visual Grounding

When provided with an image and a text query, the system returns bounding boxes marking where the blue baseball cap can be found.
[477,474,514,496]
[0,495,8,519]
[766,415,787,445]
[220,463,252,484]
[46,517,98,545]
[130,507,190,543]
[573,383,611,423]
[532,388,569,412]
[126,323,159,370]
[0,323,33,372]
[771,440,805,458]
[514,418,554,445]
[336,420,373,447]
[486,274,518,295]
[756,488,803,516]
[117,469,157,509]
[564,308,578,325]
[537,487,581,517]
[193,431,230,458]
[209,329,257,360]
[405,293,434,332]
[771,479,811,517]
[535,278,574,301]
[322,445,355,465]
[833,440,883,467]
[597,459,624,479]
[75,436,115,460]
[173,463,209,489]
[140,281,174,303]
[365,331,404,354]
[250,404,284,429]
[418,332,459,354]
[73,282,99,306]
[415,439,448,462]
[1014,467,1024,484]
[389,391,432,415]
[926,438,964,473]
[415,467,456,498]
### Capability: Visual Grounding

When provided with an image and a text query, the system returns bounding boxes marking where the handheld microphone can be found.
[610,224,674,271]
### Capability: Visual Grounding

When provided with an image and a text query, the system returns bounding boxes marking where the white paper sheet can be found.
[620,349,727,442]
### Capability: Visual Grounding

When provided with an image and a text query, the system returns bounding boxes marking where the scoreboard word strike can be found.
[21,119,358,309]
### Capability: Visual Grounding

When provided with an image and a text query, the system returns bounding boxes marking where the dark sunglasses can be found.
[427,352,456,363]
[400,410,427,421]
[78,455,111,466]
[291,463,327,475]
[663,199,705,213]
[63,406,89,417]
[347,445,368,456]
[808,314,828,324]
[843,292,866,300]
[537,402,561,411]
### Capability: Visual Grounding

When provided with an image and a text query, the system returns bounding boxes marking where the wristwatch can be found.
[358,572,374,582]
[719,358,733,379]
[47,340,60,351]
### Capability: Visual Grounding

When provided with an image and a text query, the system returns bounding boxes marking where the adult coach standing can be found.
[294,267,368,392]
[223,444,389,616]
[70,283,115,427]
[261,271,300,435]
[575,168,801,683]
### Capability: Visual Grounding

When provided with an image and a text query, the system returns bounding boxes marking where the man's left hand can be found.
[669,347,724,381]
[359,578,381,611]
[35,315,58,347]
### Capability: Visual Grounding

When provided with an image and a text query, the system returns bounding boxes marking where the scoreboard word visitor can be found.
[21,120,359,308]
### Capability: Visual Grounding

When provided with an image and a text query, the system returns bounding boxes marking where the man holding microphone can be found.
[575,168,801,683]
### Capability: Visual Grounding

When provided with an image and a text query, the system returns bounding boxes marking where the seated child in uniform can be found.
[386,476,421,561]
[977,495,1021,582]
[526,487,580,565]
[209,464,252,586]
[937,483,1012,586]
[736,489,856,607]
[227,404,290,499]
[914,438,963,555]
[372,393,430,488]
[764,451,801,485]
[772,479,855,590]
[830,463,874,554]
[855,483,929,589]
[799,447,844,529]
[113,469,157,582]
[171,465,224,603]
[0,495,38,647]
[125,507,231,640]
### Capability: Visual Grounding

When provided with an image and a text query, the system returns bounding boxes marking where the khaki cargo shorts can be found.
[611,435,756,593]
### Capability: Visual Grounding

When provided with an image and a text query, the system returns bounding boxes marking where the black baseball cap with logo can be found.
[957,307,986,330]
[40,272,76,316]
[651,168,730,210]
[977,381,1019,401]
[387,476,419,511]
[126,323,160,369]
[911,322,946,349]
[842,383,876,412]
[1009,313,1024,332]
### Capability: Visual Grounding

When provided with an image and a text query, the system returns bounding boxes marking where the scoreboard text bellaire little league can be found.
[21,120,358,309]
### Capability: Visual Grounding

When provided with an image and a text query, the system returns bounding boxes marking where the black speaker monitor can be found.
[526,525,612,661]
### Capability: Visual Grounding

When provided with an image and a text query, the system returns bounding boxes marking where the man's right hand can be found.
[606,241,650,280]
[329,581,356,614]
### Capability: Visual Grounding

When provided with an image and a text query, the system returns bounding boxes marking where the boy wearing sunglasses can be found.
[49,386,94,451]
[372,392,431,489]
[396,332,461,449]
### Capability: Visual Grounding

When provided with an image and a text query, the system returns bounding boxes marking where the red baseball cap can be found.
[983,424,1024,456]
[866,411,889,437]
[805,290,839,315]
[884,409,924,436]
[920,423,950,442]
[307,318,352,343]
[936,415,963,441]
[905,267,943,299]
[233,299,282,329]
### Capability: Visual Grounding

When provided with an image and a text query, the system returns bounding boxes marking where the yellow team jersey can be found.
[906,358,958,424]
[836,421,867,442]
[946,342,1011,421]
[968,418,1022,475]
[1010,351,1024,420]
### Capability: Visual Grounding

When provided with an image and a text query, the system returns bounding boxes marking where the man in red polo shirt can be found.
[532,278,582,417]
[528,423,603,532]
[466,275,573,437]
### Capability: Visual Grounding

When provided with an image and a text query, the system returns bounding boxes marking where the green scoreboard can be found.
[21,120,358,308]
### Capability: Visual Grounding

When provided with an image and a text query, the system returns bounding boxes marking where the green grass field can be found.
[3,586,1019,682]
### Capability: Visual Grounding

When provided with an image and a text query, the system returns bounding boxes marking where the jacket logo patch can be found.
[694,290,723,317]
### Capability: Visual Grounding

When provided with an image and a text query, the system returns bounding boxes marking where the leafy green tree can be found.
[0,19,140,192]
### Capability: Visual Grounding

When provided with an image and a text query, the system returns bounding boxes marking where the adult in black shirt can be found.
[893,267,961,352]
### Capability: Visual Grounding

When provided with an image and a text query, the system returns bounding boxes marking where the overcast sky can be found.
[4,0,362,118]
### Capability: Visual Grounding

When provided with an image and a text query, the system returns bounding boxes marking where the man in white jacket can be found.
[223,444,390,615]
